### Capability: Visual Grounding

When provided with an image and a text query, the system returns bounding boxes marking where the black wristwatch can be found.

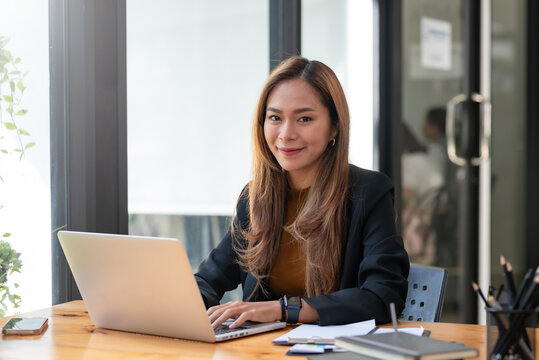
[283,295,302,324]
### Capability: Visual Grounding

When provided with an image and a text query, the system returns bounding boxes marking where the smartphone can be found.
[2,317,48,335]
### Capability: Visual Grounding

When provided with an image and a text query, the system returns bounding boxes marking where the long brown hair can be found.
[234,56,350,298]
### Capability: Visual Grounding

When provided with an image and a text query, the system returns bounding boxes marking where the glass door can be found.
[489,0,528,311]
[400,0,482,323]
[399,0,531,324]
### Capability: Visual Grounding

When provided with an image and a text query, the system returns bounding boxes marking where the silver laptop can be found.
[57,231,286,342]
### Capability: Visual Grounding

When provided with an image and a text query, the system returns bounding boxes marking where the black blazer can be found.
[195,165,409,325]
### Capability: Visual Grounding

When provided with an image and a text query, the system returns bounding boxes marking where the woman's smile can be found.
[278,147,304,156]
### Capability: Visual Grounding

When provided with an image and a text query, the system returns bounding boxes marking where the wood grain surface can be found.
[0,300,499,359]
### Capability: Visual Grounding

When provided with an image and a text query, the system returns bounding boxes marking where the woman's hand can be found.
[207,300,281,329]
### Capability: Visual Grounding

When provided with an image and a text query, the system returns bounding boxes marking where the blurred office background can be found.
[127,0,374,302]
[1,0,537,324]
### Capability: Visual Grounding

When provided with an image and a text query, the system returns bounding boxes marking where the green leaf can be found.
[14,57,21,64]
[15,109,27,116]
[6,107,13,115]
[52,224,67,233]
[18,129,30,136]
[24,142,35,150]
[9,81,15,92]
[22,71,29,78]
[2,233,11,238]
[16,81,24,91]
[0,37,10,47]
[0,149,8,154]
[14,283,19,288]
[4,122,16,130]
[2,95,13,103]
[0,175,3,182]
[8,70,19,75]
[13,149,22,152]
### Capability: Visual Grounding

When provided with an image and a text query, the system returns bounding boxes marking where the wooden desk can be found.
[0,301,488,359]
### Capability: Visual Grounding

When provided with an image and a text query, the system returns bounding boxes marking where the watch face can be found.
[286,296,301,307]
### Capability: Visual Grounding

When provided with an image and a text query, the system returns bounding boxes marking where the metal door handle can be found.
[446,94,467,166]
[470,93,491,166]
[445,93,491,166]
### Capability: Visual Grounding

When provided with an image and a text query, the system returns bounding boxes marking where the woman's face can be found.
[264,79,337,189]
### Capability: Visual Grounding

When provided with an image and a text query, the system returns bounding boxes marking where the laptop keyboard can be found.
[214,324,248,335]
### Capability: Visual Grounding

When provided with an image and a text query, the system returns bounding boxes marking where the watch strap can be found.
[284,295,302,324]
[279,297,286,322]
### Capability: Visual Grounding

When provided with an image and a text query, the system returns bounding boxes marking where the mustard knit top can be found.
[268,188,308,298]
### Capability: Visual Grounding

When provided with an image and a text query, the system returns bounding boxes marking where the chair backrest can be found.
[400,264,448,322]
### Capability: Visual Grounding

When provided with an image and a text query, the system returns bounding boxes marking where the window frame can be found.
[49,0,127,304]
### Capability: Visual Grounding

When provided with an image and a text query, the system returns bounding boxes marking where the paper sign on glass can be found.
[421,17,452,70]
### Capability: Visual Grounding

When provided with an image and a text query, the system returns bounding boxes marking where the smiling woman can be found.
[264,79,337,190]
[195,57,409,330]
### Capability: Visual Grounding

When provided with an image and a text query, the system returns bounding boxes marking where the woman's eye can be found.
[299,116,312,122]
[268,115,280,121]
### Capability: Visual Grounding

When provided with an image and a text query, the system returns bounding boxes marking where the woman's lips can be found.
[278,147,303,156]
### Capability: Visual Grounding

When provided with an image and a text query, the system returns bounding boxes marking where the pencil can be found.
[513,268,533,309]
[488,285,495,299]
[474,281,528,358]
[472,282,489,307]
[495,284,504,301]
[500,255,517,298]
[518,268,538,311]
[495,274,538,359]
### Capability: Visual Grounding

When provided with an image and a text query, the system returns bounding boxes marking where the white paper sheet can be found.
[273,319,376,344]
[373,326,425,336]
[288,343,348,354]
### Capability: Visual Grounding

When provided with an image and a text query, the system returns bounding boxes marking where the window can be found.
[0,1,51,315]
[127,1,268,300]
[302,0,374,169]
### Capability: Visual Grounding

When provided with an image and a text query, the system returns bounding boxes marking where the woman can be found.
[195,56,409,329]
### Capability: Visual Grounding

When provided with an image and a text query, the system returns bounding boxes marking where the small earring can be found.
[329,138,336,147]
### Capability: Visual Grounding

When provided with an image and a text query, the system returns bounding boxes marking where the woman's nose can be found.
[278,119,296,141]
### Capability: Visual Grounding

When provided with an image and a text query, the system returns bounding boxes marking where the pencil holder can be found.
[486,307,537,360]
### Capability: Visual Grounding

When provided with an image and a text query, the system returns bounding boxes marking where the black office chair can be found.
[400,264,448,322]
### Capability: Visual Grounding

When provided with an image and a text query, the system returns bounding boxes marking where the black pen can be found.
[389,302,398,333]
